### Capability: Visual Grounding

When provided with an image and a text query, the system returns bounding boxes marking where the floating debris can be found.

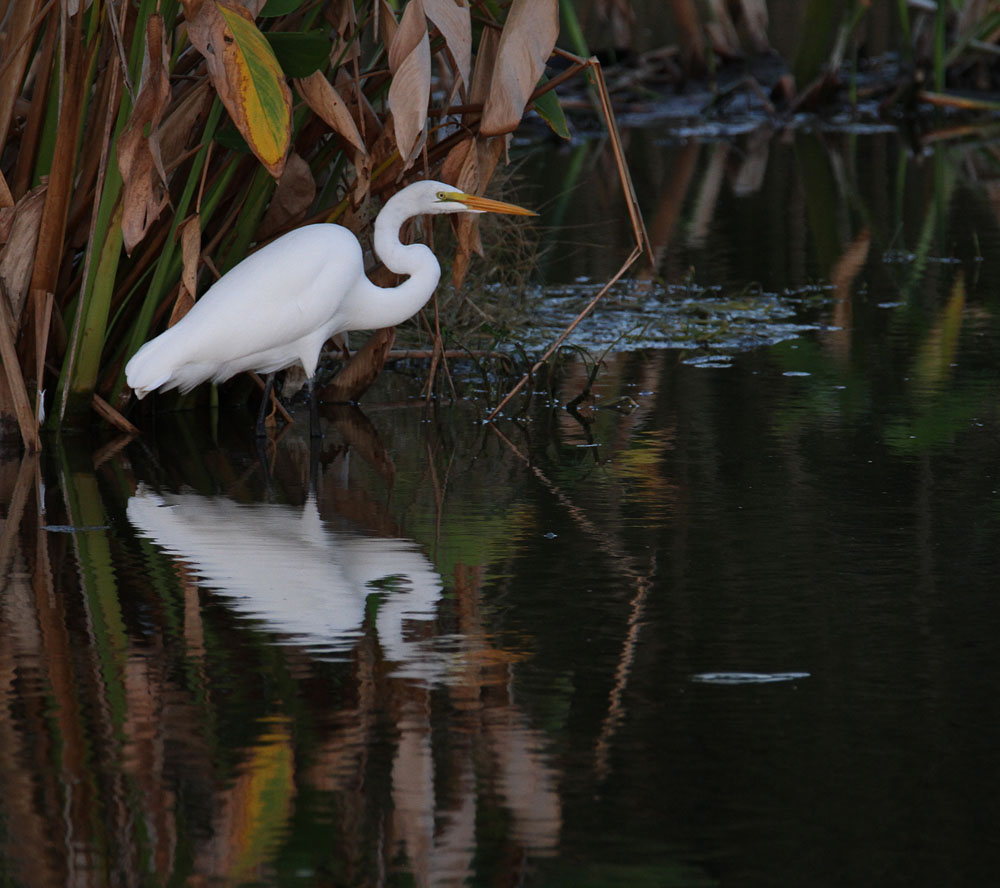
[523,281,826,358]
[690,671,810,685]
[43,525,110,533]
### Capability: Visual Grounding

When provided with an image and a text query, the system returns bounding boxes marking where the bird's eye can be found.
[436,191,448,201]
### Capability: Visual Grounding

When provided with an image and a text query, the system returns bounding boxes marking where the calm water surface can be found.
[3,127,1000,886]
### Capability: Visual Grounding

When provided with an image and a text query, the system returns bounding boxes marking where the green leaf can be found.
[531,77,570,140]
[265,31,331,77]
[260,0,308,16]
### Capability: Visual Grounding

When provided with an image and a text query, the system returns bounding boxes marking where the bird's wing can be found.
[175,224,364,362]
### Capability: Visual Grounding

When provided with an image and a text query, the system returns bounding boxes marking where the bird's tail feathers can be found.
[125,337,178,399]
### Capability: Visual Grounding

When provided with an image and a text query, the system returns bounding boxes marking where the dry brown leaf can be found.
[450,137,503,287]
[331,1,360,65]
[336,67,382,143]
[424,0,472,87]
[0,184,47,324]
[0,170,13,209]
[117,14,171,255]
[469,24,500,109]
[388,0,427,71]
[387,0,431,166]
[352,154,373,205]
[158,81,213,171]
[440,136,474,186]
[324,326,397,403]
[0,0,43,153]
[378,0,399,49]
[0,280,38,451]
[169,287,196,329]
[295,72,367,156]
[177,214,202,306]
[257,151,316,239]
[481,0,558,136]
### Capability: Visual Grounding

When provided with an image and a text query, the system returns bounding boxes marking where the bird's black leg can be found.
[308,376,322,439]
[256,373,276,438]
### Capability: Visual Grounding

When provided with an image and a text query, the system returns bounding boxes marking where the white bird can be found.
[125,180,536,432]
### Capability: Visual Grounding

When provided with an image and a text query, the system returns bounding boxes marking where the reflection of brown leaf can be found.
[295,72,367,156]
[706,0,740,56]
[322,327,396,403]
[257,152,316,240]
[117,14,171,255]
[424,0,471,87]
[387,0,431,166]
[739,0,771,53]
[730,125,771,196]
[830,228,870,297]
[824,227,869,361]
[481,0,558,136]
[323,404,396,484]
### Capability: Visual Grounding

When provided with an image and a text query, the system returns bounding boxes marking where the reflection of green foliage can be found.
[884,382,989,454]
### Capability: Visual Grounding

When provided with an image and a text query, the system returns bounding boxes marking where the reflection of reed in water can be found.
[127,485,443,678]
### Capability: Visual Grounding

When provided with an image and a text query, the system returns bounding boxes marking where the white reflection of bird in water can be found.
[127,484,562,882]
[127,485,443,679]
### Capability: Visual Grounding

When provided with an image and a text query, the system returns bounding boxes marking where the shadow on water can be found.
[5,124,1000,885]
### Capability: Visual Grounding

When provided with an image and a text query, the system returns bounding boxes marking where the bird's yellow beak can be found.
[440,191,538,216]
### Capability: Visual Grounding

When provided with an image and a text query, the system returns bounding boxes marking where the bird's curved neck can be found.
[343,199,441,332]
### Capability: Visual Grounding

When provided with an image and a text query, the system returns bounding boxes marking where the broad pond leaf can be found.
[265,31,330,77]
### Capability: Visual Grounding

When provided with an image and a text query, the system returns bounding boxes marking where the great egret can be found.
[125,180,536,432]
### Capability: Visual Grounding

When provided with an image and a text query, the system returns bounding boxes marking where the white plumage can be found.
[125,180,535,400]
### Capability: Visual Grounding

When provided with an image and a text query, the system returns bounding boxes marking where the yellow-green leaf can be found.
[218,5,291,176]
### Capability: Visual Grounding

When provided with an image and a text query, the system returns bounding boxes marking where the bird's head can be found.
[398,179,537,217]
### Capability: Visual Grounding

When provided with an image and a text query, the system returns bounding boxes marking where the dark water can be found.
[4,126,1000,886]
